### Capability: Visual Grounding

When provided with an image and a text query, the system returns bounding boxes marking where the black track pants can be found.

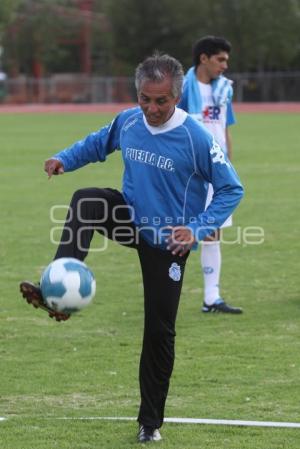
[54,187,188,428]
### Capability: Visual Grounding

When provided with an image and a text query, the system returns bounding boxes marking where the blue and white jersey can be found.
[191,81,235,154]
[53,106,243,249]
[178,68,235,154]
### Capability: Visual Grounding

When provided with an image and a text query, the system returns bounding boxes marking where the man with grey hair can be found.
[20,53,243,443]
[135,51,183,98]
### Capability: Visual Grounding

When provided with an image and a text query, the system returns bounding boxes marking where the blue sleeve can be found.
[177,81,188,111]
[226,101,236,127]
[187,129,243,241]
[52,110,134,172]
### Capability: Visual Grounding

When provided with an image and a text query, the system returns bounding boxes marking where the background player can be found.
[179,35,243,314]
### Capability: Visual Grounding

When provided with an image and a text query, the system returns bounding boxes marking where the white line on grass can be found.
[55,416,300,429]
[2,415,300,429]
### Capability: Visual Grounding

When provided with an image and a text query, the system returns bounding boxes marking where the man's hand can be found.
[166,226,196,257]
[44,159,64,178]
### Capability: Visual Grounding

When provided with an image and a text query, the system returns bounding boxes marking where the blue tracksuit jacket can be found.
[53,107,244,249]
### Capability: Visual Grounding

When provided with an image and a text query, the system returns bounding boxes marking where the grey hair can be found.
[135,52,184,98]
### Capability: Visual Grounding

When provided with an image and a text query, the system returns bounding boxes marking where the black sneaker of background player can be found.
[202,298,243,314]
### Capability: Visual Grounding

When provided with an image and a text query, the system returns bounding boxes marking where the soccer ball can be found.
[40,258,96,314]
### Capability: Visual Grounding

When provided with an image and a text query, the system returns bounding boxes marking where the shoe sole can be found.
[20,281,70,322]
[138,435,162,443]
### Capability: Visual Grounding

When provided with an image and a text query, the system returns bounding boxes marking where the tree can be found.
[2,0,110,76]
[0,0,20,32]
[106,0,210,74]
[0,0,21,51]
[209,0,300,71]
[1,0,299,76]
[106,0,300,73]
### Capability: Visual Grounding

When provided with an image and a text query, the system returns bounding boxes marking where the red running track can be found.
[0,102,299,114]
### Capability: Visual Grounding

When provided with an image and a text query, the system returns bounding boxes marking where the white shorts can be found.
[205,183,232,228]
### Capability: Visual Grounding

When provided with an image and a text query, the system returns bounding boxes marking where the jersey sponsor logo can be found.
[169,262,181,281]
[203,106,221,121]
[125,147,175,172]
[123,117,138,131]
[210,139,230,167]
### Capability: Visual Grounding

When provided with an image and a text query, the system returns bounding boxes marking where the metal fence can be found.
[231,72,300,102]
[0,72,299,104]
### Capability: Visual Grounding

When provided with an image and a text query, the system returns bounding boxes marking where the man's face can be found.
[137,77,179,127]
[201,51,229,80]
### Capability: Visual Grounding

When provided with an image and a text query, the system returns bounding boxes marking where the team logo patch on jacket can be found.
[169,262,181,281]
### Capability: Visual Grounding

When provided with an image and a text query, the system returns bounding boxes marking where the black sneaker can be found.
[137,425,162,443]
[202,298,243,314]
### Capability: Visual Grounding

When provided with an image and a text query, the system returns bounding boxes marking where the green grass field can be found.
[0,111,299,448]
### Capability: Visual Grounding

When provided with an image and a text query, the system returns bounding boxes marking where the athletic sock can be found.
[201,241,221,306]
